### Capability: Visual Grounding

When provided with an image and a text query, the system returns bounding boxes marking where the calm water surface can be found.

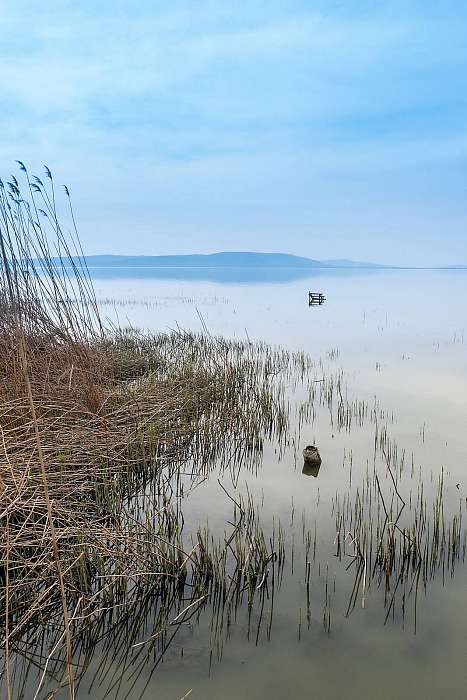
[49,269,467,698]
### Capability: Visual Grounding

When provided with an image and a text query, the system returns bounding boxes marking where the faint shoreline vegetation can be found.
[94,294,230,309]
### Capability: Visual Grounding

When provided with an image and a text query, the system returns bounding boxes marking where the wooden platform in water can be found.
[308,291,326,306]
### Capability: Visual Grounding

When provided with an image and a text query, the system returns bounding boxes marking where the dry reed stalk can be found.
[19,337,75,698]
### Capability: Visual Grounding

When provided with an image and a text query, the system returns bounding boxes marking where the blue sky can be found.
[1,1,467,264]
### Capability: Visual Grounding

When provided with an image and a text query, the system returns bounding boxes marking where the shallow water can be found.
[26,268,467,698]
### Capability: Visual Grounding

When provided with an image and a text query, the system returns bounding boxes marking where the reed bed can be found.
[0,163,317,697]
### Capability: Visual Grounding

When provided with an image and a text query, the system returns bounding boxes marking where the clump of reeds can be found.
[0,162,311,699]
[330,450,466,629]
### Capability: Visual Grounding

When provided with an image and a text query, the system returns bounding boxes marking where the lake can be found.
[25,267,467,699]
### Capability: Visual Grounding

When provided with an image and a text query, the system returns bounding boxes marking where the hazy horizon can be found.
[75,251,467,268]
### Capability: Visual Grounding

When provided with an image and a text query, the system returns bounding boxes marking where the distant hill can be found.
[80,252,389,269]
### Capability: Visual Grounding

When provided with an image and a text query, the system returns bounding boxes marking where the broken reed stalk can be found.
[4,510,11,700]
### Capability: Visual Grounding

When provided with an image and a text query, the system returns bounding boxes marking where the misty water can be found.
[34,268,467,698]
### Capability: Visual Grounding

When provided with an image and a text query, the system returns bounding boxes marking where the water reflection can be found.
[302,461,321,477]
[83,265,383,285]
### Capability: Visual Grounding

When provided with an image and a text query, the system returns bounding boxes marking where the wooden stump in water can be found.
[303,445,321,471]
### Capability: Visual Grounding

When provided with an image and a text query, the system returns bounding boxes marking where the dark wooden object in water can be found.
[303,445,321,467]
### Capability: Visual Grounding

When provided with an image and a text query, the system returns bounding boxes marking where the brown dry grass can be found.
[0,164,292,697]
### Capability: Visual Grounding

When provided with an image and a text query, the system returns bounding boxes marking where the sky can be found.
[1,0,467,265]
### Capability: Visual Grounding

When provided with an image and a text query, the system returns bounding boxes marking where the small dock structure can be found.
[308,291,326,306]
